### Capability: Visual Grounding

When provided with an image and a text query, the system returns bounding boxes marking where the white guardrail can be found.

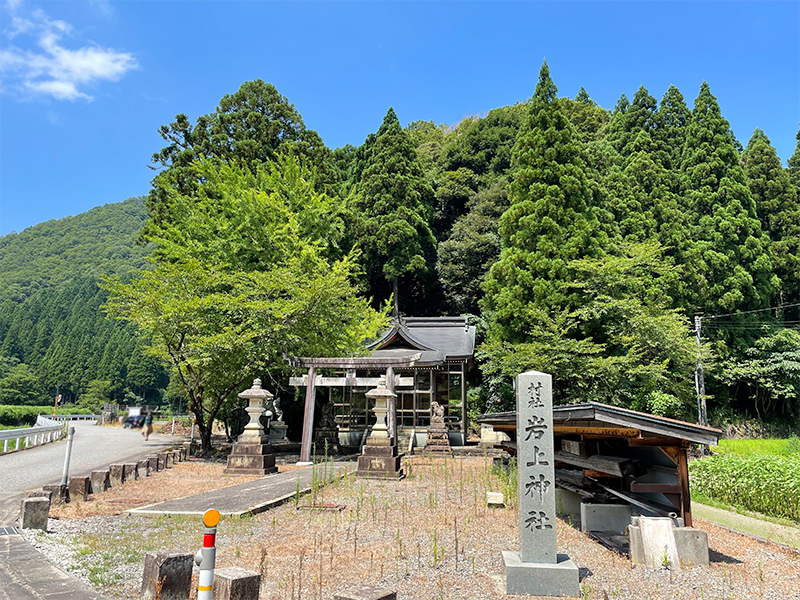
[51,414,101,422]
[0,414,99,454]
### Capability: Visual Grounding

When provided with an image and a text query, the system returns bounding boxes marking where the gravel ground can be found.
[21,455,800,600]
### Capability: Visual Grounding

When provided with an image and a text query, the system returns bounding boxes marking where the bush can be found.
[0,405,93,427]
[690,454,800,522]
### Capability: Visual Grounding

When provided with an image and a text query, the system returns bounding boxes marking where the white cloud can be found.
[3,0,24,13]
[0,7,137,101]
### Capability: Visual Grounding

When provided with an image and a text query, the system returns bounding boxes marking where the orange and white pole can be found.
[194,508,220,599]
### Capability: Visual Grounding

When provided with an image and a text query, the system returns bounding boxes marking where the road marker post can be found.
[60,427,75,485]
[194,508,220,599]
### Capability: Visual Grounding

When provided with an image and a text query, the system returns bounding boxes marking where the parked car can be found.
[122,415,146,429]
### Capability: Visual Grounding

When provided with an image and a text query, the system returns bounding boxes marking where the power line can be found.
[705,302,800,320]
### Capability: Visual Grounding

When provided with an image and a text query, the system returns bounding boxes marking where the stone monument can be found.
[223,379,278,476]
[268,396,289,443]
[503,370,579,597]
[423,401,452,455]
[355,376,403,479]
[313,398,340,456]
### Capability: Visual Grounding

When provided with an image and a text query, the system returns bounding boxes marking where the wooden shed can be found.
[477,402,722,527]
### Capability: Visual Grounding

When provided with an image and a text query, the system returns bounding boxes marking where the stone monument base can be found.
[355,437,403,480]
[313,428,340,456]
[269,422,288,443]
[503,551,580,597]
[223,437,278,476]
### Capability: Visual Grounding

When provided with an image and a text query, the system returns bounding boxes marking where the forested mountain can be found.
[5,71,800,432]
[0,197,167,408]
[0,197,150,302]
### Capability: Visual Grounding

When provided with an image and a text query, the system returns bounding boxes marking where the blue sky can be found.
[0,0,798,236]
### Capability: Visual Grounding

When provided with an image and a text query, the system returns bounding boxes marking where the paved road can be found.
[0,421,179,525]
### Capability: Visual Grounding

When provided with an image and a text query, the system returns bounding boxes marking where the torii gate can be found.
[286,354,421,464]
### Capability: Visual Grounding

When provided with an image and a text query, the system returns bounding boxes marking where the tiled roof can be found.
[369,316,476,365]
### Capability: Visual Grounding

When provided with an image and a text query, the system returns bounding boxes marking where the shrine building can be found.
[287,316,476,462]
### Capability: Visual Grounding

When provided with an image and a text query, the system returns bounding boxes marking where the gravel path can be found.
[18,456,800,600]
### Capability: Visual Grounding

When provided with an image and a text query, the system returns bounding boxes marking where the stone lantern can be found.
[355,376,404,479]
[223,378,278,476]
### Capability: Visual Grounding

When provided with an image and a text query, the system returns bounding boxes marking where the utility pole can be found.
[694,316,708,427]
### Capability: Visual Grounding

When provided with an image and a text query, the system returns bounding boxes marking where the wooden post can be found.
[659,446,692,527]
[386,366,396,446]
[299,366,317,464]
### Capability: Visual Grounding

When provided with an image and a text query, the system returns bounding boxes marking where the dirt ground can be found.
[37,455,800,600]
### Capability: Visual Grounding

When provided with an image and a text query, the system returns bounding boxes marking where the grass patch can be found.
[690,453,800,522]
[715,436,800,457]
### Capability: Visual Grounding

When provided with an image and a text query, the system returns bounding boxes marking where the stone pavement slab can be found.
[128,460,356,517]
[0,530,110,600]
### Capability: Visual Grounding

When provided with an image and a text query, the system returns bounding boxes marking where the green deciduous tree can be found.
[437,183,508,315]
[482,243,697,413]
[721,328,800,420]
[105,156,387,452]
[0,361,44,405]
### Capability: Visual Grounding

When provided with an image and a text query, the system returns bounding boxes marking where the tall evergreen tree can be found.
[148,80,334,226]
[652,85,691,182]
[607,86,658,156]
[560,88,610,144]
[742,130,800,309]
[788,127,800,189]
[349,108,437,314]
[679,82,775,319]
[482,62,605,342]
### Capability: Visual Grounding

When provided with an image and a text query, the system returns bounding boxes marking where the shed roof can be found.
[478,401,722,446]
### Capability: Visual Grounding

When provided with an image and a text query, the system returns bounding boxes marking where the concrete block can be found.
[68,476,90,502]
[42,484,69,505]
[637,516,681,571]
[147,456,159,472]
[91,470,110,494]
[555,488,582,519]
[486,491,506,508]
[124,463,139,482]
[627,523,645,564]
[479,423,511,447]
[334,585,397,600]
[28,489,53,502]
[503,551,580,597]
[674,527,709,567]
[212,567,260,600]
[179,447,188,461]
[141,550,193,600]
[173,449,183,463]
[138,459,150,477]
[109,464,126,487]
[20,497,50,531]
[580,502,632,534]
[158,453,169,469]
